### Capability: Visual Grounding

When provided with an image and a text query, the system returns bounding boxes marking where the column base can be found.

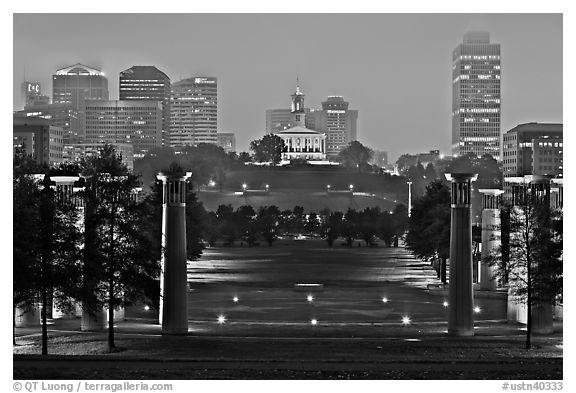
[448,328,474,337]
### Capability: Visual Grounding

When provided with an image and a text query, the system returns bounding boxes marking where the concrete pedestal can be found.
[158,171,192,335]
[446,173,477,337]
[507,288,527,324]
[478,189,503,291]
[531,302,554,334]
[81,307,107,331]
[15,305,41,327]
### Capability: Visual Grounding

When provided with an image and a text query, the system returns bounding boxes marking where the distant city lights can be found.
[233,296,239,303]
[307,295,314,303]
[443,301,449,308]
[401,316,411,325]
[217,314,226,324]
[311,319,318,325]
[382,297,388,303]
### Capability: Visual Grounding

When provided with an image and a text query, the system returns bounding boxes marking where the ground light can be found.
[217,315,226,324]
[144,305,150,311]
[307,295,314,303]
[382,297,388,303]
[401,316,411,325]
[233,296,239,303]
[443,301,449,307]
[474,306,481,313]
[311,319,318,325]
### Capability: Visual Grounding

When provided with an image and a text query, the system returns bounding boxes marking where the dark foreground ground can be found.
[14,242,563,380]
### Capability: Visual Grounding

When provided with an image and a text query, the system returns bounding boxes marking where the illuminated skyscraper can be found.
[452,32,501,160]
[169,77,218,148]
[52,63,109,109]
[119,66,171,146]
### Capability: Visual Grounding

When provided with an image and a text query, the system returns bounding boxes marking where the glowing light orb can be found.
[217,315,226,324]
[307,295,314,302]
[474,306,481,313]
[401,316,411,325]
[233,296,239,303]
[382,297,388,303]
[144,305,150,311]
[311,319,318,325]
[443,301,449,308]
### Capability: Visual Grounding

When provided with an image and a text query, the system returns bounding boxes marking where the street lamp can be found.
[349,184,354,192]
[407,181,413,217]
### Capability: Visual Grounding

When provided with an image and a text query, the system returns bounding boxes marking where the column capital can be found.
[157,171,192,183]
[478,188,504,196]
[445,173,477,208]
[50,175,80,185]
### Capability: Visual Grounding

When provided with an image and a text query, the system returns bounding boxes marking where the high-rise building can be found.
[316,96,358,157]
[84,100,162,157]
[217,133,236,153]
[452,32,501,160]
[21,82,50,108]
[14,103,81,144]
[52,63,109,139]
[13,116,63,166]
[265,109,293,133]
[170,77,218,148]
[52,63,109,108]
[503,123,563,178]
[119,66,171,146]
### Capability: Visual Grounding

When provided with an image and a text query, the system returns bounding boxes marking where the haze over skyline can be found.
[13,13,562,161]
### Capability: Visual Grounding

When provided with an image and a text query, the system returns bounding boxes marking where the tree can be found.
[484,194,562,349]
[81,145,158,352]
[341,208,359,247]
[250,134,285,168]
[337,141,373,172]
[405,180,451,281]
[256,206,281,246]
[357,207,380,247]
[321,211,343,248]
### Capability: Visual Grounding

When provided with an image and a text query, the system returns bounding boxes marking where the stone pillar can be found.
[445,173,477,336]
[81,308,107,331]
[157,170,192,334]
[15,304,41,327]
[478,189,504,291]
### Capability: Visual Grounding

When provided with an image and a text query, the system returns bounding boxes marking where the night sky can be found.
[13,13,562,160]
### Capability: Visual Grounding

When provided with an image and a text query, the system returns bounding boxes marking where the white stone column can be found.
[478,189,504,291]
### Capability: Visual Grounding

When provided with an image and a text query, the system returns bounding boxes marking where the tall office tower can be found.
[52,63,109,139]
[452,32,501,160]
[22,82,50,108]
[169,77,218,148]
[265,109,293,133]
[317,96,358,157]
[84,100,162,157]
[14,103,81,144]
[119,66,171,146]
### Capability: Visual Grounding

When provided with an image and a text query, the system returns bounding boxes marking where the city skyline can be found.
[13,13,562,161]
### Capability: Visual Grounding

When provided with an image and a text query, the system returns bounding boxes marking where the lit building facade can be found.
[217,132,236,153]
[84,100,162,157]
[119,66,171,146]
[13,116,63,166]
[452,32,501,160]
[170,77,218,148]
[503,123,563,178]
[52,63,109,109]
[316,96,358,157]
[14,103,81,144]
[62,142,134,171]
